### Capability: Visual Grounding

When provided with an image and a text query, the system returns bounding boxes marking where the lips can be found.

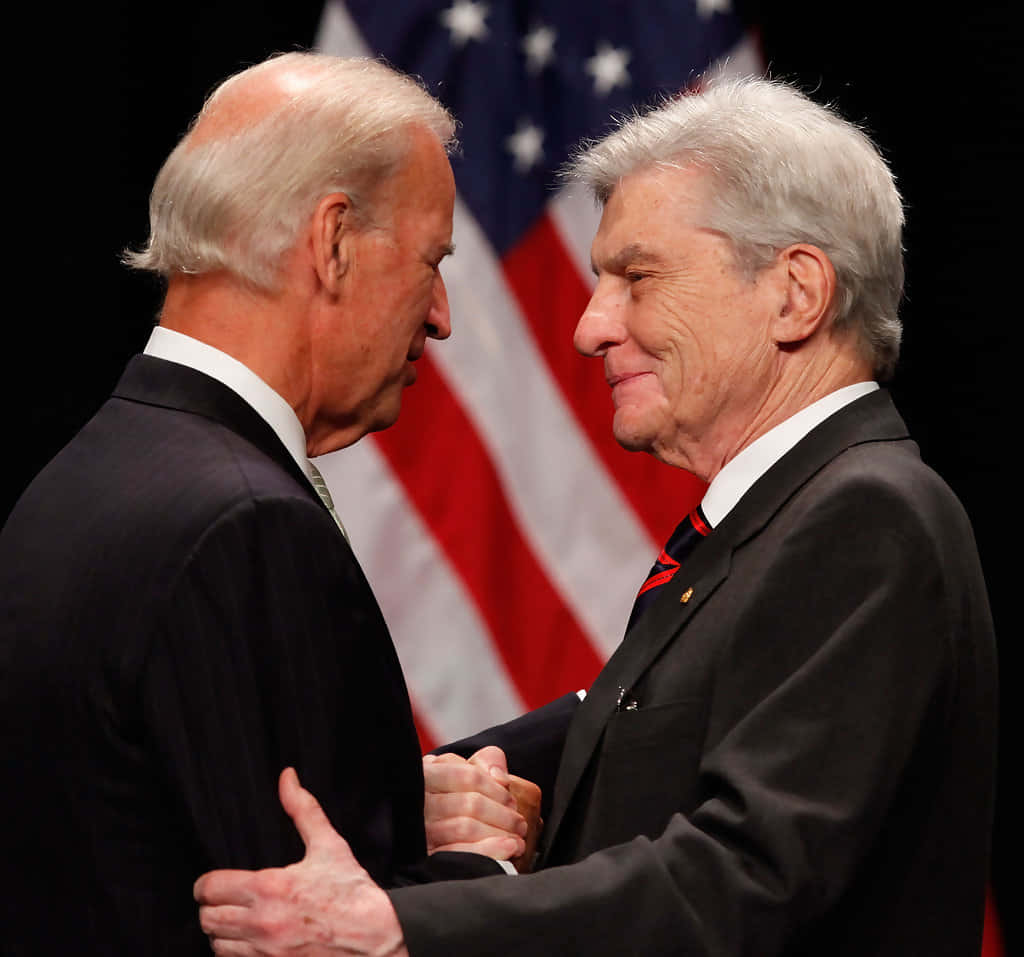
[607,370,651,388]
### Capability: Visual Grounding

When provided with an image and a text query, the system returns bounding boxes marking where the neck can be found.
[160,272,314,424]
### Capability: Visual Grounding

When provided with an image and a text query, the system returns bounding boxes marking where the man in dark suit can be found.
[0,52,526,956]
[195,76,997,956]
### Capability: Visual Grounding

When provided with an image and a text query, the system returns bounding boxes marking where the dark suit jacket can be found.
[391,390,998,957]
[0,355,472,956]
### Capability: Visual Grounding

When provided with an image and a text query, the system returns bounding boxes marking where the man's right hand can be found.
[423,746,543,872]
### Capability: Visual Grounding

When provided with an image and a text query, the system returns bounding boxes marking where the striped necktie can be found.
[625,506,710,633]
[308,463,349,541]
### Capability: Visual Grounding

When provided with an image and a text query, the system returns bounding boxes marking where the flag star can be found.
[505,121,545,173]
[585,43,631,95]
[440,1,489,46]
[522,24,557,74]
[696,0,732,18]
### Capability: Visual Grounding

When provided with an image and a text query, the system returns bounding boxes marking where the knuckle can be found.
[447,818,470,841]
[253,913,282,942]
[453,816,493,842]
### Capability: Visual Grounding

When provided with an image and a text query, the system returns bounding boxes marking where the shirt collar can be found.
[700,381,879,528]
[143,326,314,483]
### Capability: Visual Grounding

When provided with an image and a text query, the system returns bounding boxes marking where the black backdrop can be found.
[10,2,1017,949]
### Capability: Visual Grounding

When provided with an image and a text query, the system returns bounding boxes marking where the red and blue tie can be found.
[626,506,710,633]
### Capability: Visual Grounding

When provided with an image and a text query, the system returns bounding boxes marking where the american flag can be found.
[313,0,761,751]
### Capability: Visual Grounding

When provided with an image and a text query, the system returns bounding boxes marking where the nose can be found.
[574,280,624,356]
[425,273,451,340]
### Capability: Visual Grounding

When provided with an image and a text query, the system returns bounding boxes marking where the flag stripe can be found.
[373,356,605,707]
[547,185,602,292]
[315,439,528,744]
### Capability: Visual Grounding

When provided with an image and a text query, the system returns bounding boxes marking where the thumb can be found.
[278,767,348,856]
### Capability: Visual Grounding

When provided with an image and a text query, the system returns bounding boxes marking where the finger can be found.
[278,767,350,855]
[427,813,527,848]
[508,775,542,817]
[210,938,257,956]
[198,904,254,940]
[425,791,527,834]
[423,752,469,766]
[424,759,516,808]
[193,870,258,906]
[431,835,525,860]
[468,746,510,785]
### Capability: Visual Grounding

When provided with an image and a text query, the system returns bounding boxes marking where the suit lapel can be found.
[542,390,911,858]
[112,354,320,510]
[543,538,731,853]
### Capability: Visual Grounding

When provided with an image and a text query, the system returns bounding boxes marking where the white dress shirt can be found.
[143,326,318,489]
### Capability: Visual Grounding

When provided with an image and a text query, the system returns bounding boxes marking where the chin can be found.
[612,410,658,454]
[612,425,655,454]
[366,396,403,435]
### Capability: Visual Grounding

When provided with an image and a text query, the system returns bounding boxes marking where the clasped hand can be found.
[424,745,543,872]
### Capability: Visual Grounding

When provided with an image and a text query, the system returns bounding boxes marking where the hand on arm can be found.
[195,769,406,957]
[424,746,542,873]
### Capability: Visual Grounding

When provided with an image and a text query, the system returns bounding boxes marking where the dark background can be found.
[10,2,1017,949]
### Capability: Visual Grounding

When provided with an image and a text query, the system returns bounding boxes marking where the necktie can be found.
[308,463,349,541]
[626,506,710,633]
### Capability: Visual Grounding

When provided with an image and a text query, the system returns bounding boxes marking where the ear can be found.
[310,192,356,293]
[771,244,837,346]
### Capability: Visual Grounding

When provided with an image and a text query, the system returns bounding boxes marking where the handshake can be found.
[422,746,544,872]
[194,748,541,955]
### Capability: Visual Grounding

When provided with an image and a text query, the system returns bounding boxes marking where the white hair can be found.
[568,75,905,379]
[124,52,456,290]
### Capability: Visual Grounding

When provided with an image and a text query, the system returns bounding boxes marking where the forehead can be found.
[593,163,711,252]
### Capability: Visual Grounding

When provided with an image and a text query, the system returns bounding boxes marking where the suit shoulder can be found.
[100,394,314,515]
[804,439,973,536]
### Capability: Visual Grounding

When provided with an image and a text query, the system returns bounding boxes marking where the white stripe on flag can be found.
[314,440,528,742]
[316,0,368,57]
[548,185,601,292]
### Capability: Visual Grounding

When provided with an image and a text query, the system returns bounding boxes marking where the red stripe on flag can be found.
[502,213,706,542]
[373,356,604,708]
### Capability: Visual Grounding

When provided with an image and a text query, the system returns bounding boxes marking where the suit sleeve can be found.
[389,473,969,956]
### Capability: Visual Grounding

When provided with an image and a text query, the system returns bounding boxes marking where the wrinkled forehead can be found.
[597,162,714,237]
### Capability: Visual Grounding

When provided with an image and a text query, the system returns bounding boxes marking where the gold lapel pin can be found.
[680,587,694,604]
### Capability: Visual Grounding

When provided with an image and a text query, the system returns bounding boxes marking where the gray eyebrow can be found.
[592,242,666,276]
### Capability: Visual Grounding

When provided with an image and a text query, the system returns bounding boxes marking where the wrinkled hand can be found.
[194,768,406,956]
[424,746,543,873]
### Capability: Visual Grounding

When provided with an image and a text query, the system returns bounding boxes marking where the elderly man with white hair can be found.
[195,75,997,957]
[0,52,529,956]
